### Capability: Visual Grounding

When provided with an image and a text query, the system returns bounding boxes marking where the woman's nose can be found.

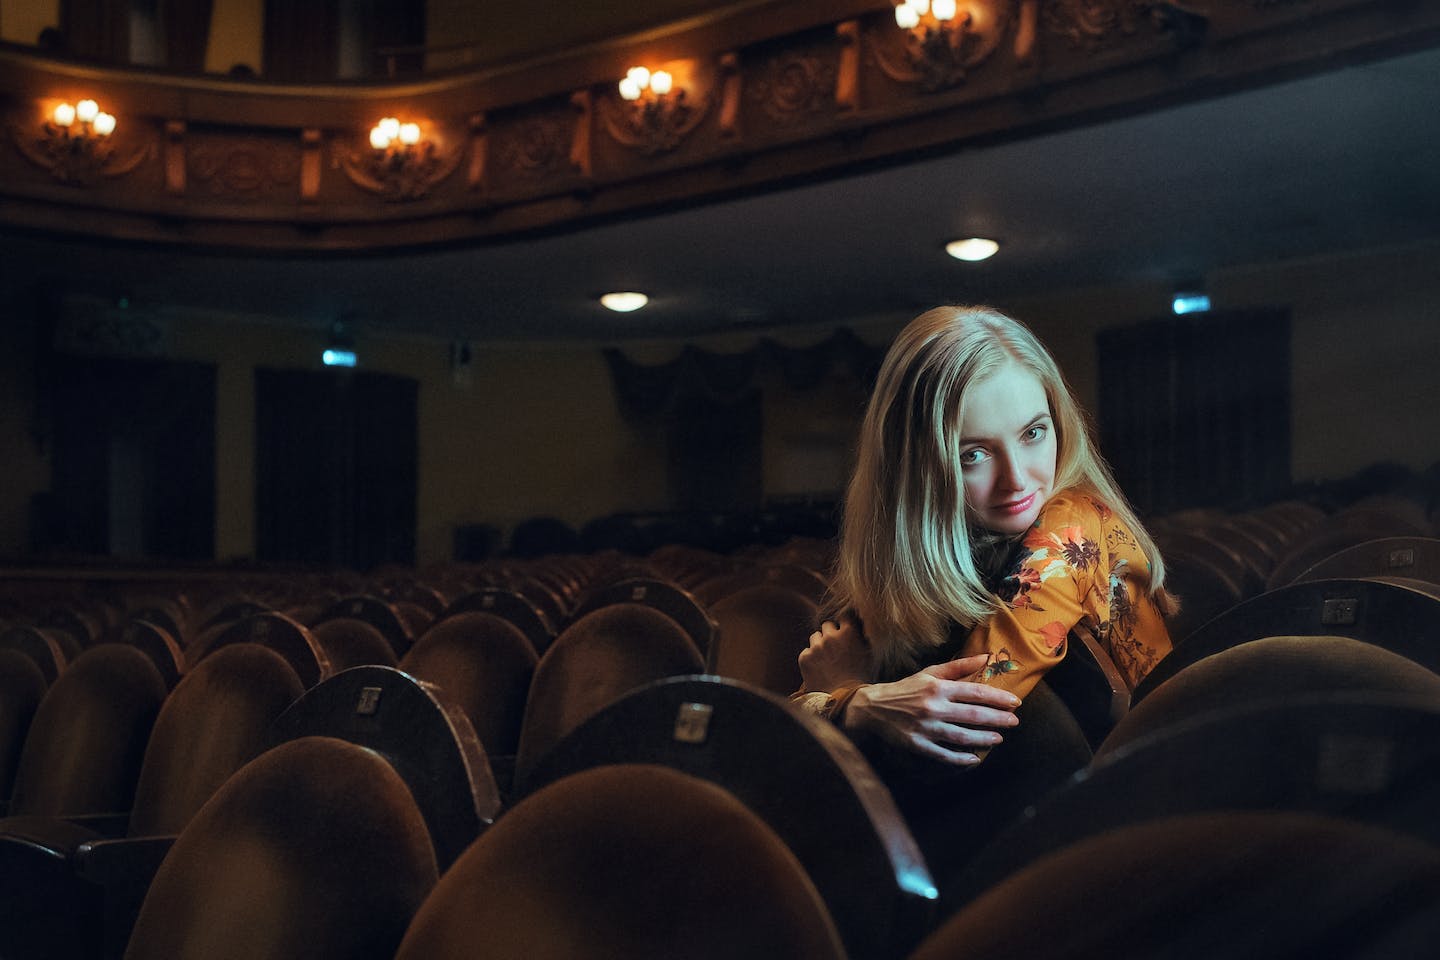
[994,448,1025,490]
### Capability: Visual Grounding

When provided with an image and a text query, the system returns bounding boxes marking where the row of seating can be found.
[2,502,1438,957]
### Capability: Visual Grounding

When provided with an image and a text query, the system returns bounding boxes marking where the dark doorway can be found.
[46,356,217,560]
[254,367,417,570]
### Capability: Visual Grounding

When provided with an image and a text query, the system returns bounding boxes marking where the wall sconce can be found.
[602,64,704,155]
[17,97,145,185]
[340,116,460,201]
[881,0,1004,92]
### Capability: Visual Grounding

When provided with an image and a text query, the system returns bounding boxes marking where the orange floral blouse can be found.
[947,487,1173,700]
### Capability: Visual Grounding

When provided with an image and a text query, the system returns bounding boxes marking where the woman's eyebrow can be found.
[958,411,1051,445]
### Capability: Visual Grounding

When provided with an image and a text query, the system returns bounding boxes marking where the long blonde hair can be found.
[830,305,1168,676]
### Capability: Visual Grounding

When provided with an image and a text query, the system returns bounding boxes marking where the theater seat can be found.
[914,812,1440,959]
[184,611,330,687]
[0,649,47,817]
[1132,577,1440,703]
[524,675,937,960]
[310,617,399,671]
[445,587,554,656]
[399,611,537,762]
[1100,635,1440,759]
[0,645,167,960]
[949,693,1440,908]
[7,644,167,818]
[393,764,846,960]
[512,603,704,791]
[267,665,501,869]
[65,644,306,951]
[569,576,717,657]
[123,736,439,960]
[705,583,816,695]
[0,625,69,685]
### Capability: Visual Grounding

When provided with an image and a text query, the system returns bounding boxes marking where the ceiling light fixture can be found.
[944,237,1000,262]
[600,291,649,313]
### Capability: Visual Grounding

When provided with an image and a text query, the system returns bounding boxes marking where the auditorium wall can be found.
[0,239,1435,567]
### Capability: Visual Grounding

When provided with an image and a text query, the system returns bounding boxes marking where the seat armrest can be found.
[73,834,177,887]
[74,835,179,960]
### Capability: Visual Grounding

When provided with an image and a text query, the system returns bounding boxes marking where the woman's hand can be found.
[798,617,870,694]
[843,654,1021,765]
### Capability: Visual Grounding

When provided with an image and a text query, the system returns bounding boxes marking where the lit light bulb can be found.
[52,102,76,127]
[649,71,673,96]
[626,66,651,90]
[932,0,957,21]
[907,0,931,15]
[945,237,1000,262]
[398,123,421,146]
[618,76,642,101]
[378,117,400,140]
[895,5,920,29]
[600,291,649,313]
[92,112,116,136]
[370,126,391,150]
[76,99,99,123]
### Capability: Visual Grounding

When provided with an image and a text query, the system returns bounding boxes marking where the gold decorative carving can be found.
[1043,0,1208,48]
[164,120,186,195]
[718,52,742,138]
[872,1,1015,92]
[570,90,593,178]
[12,114,150,186]
[836,20,861,112]
[467,112,488,193]
[300,129,322,201]
[1044,0,1151,46]
[495,112,573,181]
[191,140,296,200]
[338,129,462,201]
[597,82,708,155]
[749,52,839,124]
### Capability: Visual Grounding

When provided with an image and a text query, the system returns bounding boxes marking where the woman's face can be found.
[957,361,1058,535]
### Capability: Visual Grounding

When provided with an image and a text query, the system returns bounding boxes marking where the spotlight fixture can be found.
[944,237,1000,262]
[600,292,649,313]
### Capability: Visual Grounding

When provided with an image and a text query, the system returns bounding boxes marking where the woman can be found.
[795,305,1175,766]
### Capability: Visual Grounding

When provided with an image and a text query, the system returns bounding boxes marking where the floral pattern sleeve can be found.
[959,490,1173,704]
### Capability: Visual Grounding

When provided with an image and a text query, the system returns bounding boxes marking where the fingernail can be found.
[1006,694,1021,706]
[988,733,1003,745]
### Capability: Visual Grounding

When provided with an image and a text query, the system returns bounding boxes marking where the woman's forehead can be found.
[959,362,1051,434]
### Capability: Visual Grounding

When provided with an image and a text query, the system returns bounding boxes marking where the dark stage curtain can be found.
[1097,309,1291,515]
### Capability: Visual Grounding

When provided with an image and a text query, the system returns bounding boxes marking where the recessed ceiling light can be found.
[944,237,1000,262]
[599,291,649,312]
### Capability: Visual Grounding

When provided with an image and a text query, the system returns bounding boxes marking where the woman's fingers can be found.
[927,719,1005,749]
[906,733,986,766]
[934,700,1019,729]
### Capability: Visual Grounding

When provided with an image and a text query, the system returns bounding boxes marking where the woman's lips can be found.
[993,492,1036,515]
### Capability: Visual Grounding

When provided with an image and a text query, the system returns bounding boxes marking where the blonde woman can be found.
[796,305,1175,766]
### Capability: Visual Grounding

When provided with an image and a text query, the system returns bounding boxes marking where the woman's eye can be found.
[959,448,988,466]
[1023,424,1048,442]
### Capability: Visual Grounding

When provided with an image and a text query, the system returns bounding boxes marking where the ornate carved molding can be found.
[0,0,1429,250]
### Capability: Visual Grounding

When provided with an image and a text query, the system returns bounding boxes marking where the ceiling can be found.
[3,42,1439,345]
